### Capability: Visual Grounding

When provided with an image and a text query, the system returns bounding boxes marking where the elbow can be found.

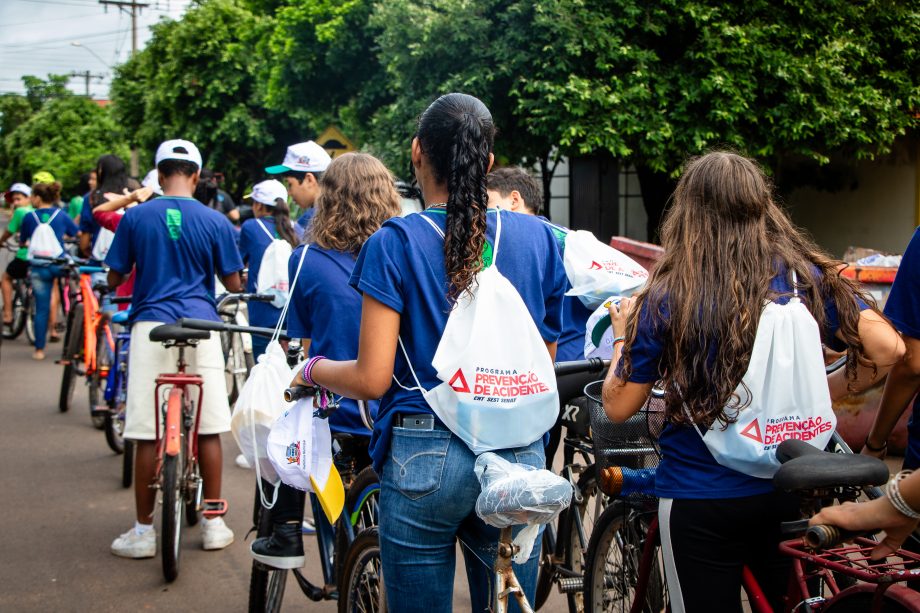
[361,378,391,401]
[601,383,629,424]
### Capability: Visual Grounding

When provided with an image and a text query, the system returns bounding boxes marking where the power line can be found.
[0,28,128,48]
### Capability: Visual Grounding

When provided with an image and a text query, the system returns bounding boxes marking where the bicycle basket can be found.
[584,380,665,475]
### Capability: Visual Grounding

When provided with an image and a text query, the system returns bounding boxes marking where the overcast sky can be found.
[0,0,191,98]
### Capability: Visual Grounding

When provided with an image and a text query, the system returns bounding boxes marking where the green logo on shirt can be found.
[165,209,182,240]
[482,240,493,268]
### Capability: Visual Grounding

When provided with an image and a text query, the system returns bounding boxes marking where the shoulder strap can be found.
[271,244,309,344]
[45,209,60,225]
[420,210,503,263]
[257,219,276,241]
[420,213,445,238]
[392,336,424,392]
[31,211,40,224]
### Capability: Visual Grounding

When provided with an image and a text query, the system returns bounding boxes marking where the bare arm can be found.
[291,294,400,400]
[220,272,242,294]
[79,233,92,258]
[600,297,655,422]
[94,187,152,213]
[827,309,905,399]
[863,334,920,454]
[0,229,11,245]
[108,269,126,289]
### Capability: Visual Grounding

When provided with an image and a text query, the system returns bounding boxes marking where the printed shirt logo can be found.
[740,420,763,443]
[285,441,301,465]
[165,208,182,240]
[449,369,471,393]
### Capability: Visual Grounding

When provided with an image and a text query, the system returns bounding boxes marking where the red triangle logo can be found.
[448,369,471,393]
[589,261,603,270]
[740,420,763,443]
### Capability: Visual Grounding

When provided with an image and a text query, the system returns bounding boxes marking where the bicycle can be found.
[2,241,33,342]
[148,322,229,582]
[215,292,271,404]
[102,295,134,487]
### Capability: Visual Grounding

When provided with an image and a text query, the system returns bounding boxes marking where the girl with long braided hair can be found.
[288,93,567,609]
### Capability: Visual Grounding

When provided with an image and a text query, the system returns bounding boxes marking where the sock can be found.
[134,521,153,535]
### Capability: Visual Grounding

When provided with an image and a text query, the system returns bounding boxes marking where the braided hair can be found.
[417,93,495,301]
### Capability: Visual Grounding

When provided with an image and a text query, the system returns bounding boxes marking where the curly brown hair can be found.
[308,153,401,254]
[618,151,878,428]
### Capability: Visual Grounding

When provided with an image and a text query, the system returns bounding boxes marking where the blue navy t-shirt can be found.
[295,208,315,239]
[883,227,920,469]
[239,217,285,329]
[351,208,568,472]
[20,208,80,258]
[287,244,378,437]
[79,196,100,244]
[105,197,243,324]
[539,218,594,361]
[625,267,868,499]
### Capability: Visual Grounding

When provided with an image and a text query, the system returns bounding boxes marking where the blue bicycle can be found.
[103,297,133,486]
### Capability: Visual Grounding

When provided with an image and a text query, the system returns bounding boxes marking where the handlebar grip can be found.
[284,386,313,403]
[110,296,133,304]
[598,466,657,497]
[78,266,107,274]
[248,294,275,302]
[554,358,610,376]
[804,525,867,549]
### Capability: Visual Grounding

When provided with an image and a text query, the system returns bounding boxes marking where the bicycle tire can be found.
[584,501,665,613]
[534,523,556,609]
[88,325,111,430]
[338,527,386,613]
[122,439,134,488]
[186,465,201,527]
[58,304,84,413]
[25,295,35,344]
[822,584,920,612]
[3,282,27,339]
[248,482,289,613]
[104,403,126,453]
[561,465,602,613]
[335,467,381,582]
[161,391,186,583]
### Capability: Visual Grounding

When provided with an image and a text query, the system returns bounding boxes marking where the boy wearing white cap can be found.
[265,141,331,235]
[1,183,35,328]
[105,139,244,558]
[238,179,299,359]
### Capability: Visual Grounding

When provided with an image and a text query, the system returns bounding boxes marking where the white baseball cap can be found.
[245,179,288,206]
[7,182,31,197]
[141,169,163,195]
[155,139,203,169]
[265,141,331,174]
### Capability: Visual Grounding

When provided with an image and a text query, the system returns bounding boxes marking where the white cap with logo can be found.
[245,179,288,206]
[7,182,31,197]
[265,141,331,174]
[155,139,203,170]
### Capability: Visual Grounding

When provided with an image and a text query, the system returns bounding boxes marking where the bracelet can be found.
[864,436,888,453]
[302,356,327,387]
[612,336,626,345]
[887,470,920,520]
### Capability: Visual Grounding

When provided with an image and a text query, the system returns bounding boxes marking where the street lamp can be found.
[70,41,112,69]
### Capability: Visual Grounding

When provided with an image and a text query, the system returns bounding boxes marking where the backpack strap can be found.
[31,211,40,224]
[257,219,276,241]
[44,209,60,224]
[420,210,503,263]
[270,244,308,344]
[392,336,424,393]
[420,213,445,238]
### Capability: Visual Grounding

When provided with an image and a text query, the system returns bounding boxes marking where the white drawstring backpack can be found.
[255,220,293,308]
[690,271,836,478]
[397,210,559,454]
[27,210,65,260]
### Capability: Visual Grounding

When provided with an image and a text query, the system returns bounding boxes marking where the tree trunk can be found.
[636,165,676,244]
[539,151,557,221]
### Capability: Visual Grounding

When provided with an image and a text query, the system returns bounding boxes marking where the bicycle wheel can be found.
[3,282,27,339]
[561,465,604,613]
[105,402,126,453]
[186,464,201,527]
[338,527,386,613]
[223,329,252,405]
[249,482,289,613]
[88,325,110,430]
[584,501,665,613]
[58,304,84,413]
[122,439,134,488]
[25,291,36,344]
[822,585,920,612]
[161,392,187,582]
[335,467,380,581]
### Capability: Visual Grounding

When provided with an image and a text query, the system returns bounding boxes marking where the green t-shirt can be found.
[6,205,35,260]
[68,196,83,221]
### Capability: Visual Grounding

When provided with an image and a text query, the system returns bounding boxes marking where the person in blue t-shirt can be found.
[264,140,331,239]
[238,179,298,360]
[250,152,402,569]
[80,154,138,261]
[601,152,904,613]
[104,139,244,560]
[287,94,567,611]
[19,181,79,360]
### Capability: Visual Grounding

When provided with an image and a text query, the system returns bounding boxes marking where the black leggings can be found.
[658,492,801,613]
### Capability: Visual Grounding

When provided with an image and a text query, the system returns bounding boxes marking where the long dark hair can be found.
[266,199,298,248]
[91,154,131,207]
[618,151,877,427]
[416,93,495,300]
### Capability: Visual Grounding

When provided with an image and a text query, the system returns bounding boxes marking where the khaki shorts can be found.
[124,321,231,441]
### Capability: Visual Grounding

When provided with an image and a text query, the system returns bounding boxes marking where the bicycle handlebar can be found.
[553,358,610,376]
[177,318,291,341]
[283,386,314,403]
[110,296,132,304]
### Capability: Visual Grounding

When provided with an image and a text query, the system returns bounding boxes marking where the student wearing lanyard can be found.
[288,94,567,610]
[601,152,905,612]
[105,139,244,559]
[250,152,401,568]
[19,181,80,360]
[238,179,298,360]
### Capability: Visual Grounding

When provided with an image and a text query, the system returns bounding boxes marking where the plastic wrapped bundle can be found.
[474,452,573,528]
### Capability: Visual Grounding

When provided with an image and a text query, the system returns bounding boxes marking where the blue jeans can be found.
[379,426,545,612]
[31,264,63,350]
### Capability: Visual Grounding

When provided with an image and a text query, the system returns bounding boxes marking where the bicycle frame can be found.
[154,361,204,466]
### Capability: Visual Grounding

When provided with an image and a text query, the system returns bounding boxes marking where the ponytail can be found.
[417,93,496,301]
[32,181,61,204]
[270,199,298,248]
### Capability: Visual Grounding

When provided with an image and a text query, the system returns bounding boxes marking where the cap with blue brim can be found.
[266,141,331,175]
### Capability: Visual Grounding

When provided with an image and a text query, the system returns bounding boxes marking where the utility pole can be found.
[68,70,105,97]
[100,0,148,175]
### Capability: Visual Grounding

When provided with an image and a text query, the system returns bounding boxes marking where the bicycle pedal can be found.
[558,577,584,594]
[201,499,228,518]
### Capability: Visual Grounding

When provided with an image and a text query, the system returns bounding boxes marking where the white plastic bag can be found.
[91,224,118,261]
[562,230,647,309]
[230,341,292,507]
[267,397,334,492]
[474,452,573,528]
[692,273,836,478]
[27,210,65,260]
[255,220,293,308]
[583,296,623,359]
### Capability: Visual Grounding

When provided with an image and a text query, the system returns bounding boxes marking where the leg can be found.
[134,440,158,523]
[30,266,54,354]
[250,483,307,568]
[2,271,13,323]
[48,277,60,338]
[199,434,222,499]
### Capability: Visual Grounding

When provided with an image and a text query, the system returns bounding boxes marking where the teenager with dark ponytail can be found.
[288,93,567,610]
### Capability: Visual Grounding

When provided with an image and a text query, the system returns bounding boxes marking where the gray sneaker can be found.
[111,527,156,559]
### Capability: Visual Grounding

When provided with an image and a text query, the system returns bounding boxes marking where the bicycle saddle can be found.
[474,453,573,528]
[773,439,889,492]
[149,324,210,344]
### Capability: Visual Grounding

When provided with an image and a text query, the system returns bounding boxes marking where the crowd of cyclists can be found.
[5,91,920,612]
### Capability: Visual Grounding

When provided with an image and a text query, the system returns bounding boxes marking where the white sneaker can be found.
[235,453,251,469]
[201,517,235,550]
[111,527,156,559]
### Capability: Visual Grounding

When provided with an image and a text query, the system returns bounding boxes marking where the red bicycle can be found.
[149,324,228,582]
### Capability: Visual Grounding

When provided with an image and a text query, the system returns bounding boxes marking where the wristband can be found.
[864,436,888,453]
[887,470,920,520]
[612,336,626,345]
[302,356,327,387]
